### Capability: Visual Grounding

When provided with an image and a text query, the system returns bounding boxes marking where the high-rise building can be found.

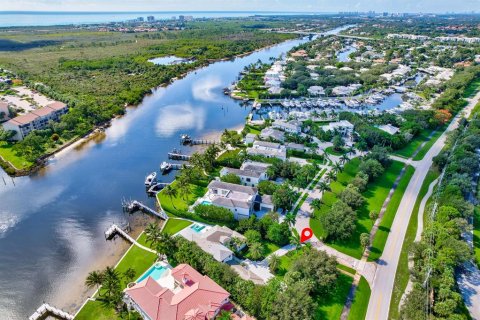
[147,16,155,22]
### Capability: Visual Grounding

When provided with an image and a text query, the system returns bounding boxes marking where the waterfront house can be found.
[259,127,285,142]
[203,181,258,219]
[180,225,247,263]
[307,85,325,96]
[2,101,68,141]
[220,163,269,187]
[322,120,354,136]
[377,124,400,135]
[124,263,230,320]
[273,119,302,133]
[246,140,287,160]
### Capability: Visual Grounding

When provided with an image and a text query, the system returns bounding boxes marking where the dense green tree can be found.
[322,200,357,241]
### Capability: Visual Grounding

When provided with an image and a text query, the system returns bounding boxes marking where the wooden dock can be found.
[180,134,219,146]
[29,303,74,320]
[122,200,168,220]
[104,224,156,254]
[167,152,191,161]
[147,182,170,194]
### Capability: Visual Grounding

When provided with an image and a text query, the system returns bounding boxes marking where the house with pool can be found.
[220,161,269,187]
[124,263,231,320]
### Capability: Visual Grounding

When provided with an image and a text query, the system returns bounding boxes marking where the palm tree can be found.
[156,233,175,256]
[285,212,297,227]
[317,181,330,193]
[310,198,323,211]
[163,185,178,209]
[123,268,136,284]
[268,254,280,273]
[248,242,264,261]
[333,162,343,173]
[326,171,337,182]
[102,266,121,301]
[347,145,356,156]
[340,154,349,164]
[145,223,161,247]
[176,178,190,200]
[85,270,104,290]
[289,232,301,249]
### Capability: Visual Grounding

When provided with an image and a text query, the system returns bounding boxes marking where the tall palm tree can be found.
[163,185,178,209]
[347,145,356,156]
[317,181,330,193]
[156,232,175,256]
[176,178,190,200]
[102,266,121,300]
[333,162,343,173]
[85,270,104,290]
[289,232,301,249]
[123,268,136,284]
[145,222,161,247]
[326,171,337,182]
[248,242,264,261]
[310,198,323,211]
[268,254,280,273]
[285,212,297,227]
[340,154,349,164]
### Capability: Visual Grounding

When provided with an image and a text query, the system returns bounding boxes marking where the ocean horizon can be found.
[0,11,334,27]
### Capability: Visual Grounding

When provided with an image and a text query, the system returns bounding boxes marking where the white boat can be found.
[160,162,172,173]
[145,172,157,186]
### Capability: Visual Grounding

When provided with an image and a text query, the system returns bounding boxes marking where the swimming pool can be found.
[190,223,206,233]
[136,264,168,283]
[201,200,212,205]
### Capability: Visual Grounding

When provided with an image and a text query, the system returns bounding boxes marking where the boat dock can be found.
[167,152,191,161]
[122,199,168,220]
[29,303,74,320]
[147,182,170,194]
[180,134,218,146]
[104,224,156,254]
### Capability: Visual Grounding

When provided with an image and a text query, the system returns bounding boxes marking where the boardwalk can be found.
[123,200,168,220]
[104,224,157,254]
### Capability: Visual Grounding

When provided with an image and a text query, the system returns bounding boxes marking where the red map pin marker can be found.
[300,228,313,243]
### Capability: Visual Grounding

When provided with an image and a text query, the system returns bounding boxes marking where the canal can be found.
[0,35,312,319]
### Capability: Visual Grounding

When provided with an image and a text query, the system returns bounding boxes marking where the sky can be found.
[0,0,479,13]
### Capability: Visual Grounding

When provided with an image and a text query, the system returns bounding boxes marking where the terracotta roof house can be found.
[124,264,230,320]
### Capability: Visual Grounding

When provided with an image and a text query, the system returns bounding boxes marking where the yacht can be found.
[160,162,172,173]
[145,172,157,186]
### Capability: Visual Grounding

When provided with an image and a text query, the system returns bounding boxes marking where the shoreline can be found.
[0,35,299,178]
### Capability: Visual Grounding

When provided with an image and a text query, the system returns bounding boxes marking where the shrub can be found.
[194,204,235,223]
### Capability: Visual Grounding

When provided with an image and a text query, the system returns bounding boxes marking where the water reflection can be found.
[192,75,223,102]
[155,103,206,137]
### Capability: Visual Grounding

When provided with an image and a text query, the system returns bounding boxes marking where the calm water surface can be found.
[0,35,309,319]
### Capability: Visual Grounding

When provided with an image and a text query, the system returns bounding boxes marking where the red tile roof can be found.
[32,106,55,117]
[125,264,230,320]
[9,112,39,125]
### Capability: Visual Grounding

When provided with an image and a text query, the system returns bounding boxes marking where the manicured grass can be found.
[474,207,480,266]
[315,273,353,320]
[292,193,308,214]
[394,128,434,158]
[74,300,119,320]
[325,146,345,156]
[277,248,356,319]
[368,165,415,261]
[0,141,33,170]
[115,245,157,286]
[244,124,261,135]
[157,180,207,216]
[388,169,439,320]
[163,218,192,235]
[463,78,480,98]
[311,159,404,259]
[337,264,356,275]
[347,277,371,320]
[412,128,444,161]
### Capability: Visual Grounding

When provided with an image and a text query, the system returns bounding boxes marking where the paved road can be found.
[366,91,480,320]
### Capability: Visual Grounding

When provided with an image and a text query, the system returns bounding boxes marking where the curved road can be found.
[366,91,480,320]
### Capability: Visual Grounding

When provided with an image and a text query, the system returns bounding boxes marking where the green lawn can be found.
[0,141,33,170]
[412,127,445,161]
[115,245,157,287]
[311,159,405,259]
[463,78,480,98]
[394,128,435,158]
[388,169,439,320]
[157,180,207,217]
[74,300,119,320]
[347,277,371,320]
[315,273,353,320]
[277,248,354,320]
[162,218,192,235]
[337,264,356,275]
[474,207,480,266]
[368,165,415,261]
[325,146,345,156]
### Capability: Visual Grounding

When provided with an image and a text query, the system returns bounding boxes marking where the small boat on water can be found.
[145,172,157,186]
[160,162,172,173]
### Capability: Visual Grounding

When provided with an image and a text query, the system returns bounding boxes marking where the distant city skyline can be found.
[0,0,479,13]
